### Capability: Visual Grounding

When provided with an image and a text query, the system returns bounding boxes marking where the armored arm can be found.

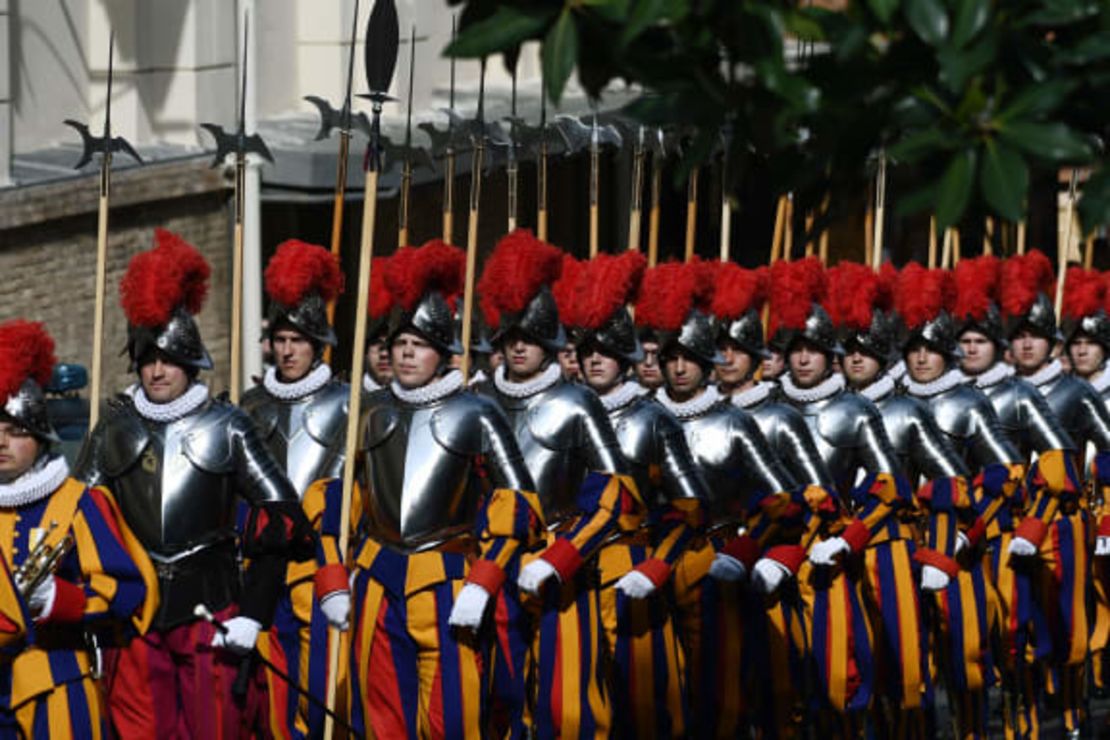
[1014,383,1075,453]
[1080,390,1110,452]
[905,409,970,481]
[966,400,1021,469]
[477,402,536,493]
[647,412,708,570]
[74,422,109,488]
[760,404,836,489]
[230,413,299,505]
[856,408,902,478]
[578,390,630,476]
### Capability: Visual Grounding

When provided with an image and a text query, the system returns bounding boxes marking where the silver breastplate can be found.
[609,395,707,510]
[873,393,968,481]
[924,385,1019,470]
[981,375,1075,458]
[1036,374,1110,453]
[242,383,349,497]
[790,391,900,489]
[748,398,835,489]
[362,390,532,551]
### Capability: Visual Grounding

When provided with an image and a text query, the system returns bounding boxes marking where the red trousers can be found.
[104,607,267,739]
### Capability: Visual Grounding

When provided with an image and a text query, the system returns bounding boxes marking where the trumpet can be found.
[14,521,75,599]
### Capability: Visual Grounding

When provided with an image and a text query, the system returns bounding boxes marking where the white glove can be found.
[809,536,850,567]
[955,531,970,556]
[517,559,558,597]
[615,570,656,599]
[210,616,262,655]
[1008,536,1037,557]
[751,558,791,594]
[28,577,57,621]
[920,565,950,592]
[1096,536,1110,557]
[708,553,747,582]
[447,583,491,630]
[319,591,350,631]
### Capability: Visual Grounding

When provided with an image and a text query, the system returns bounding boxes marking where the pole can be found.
[647,135,662,267]
[628,128,645,252]
[1055,169,1078,319]
[871,152,886,271]
[90,157,111,429]
[684,166,699,262]
[230,156,246,403]
[928,216,938,269]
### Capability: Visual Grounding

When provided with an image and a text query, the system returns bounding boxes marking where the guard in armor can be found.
[1062,265,1110,396]
[477,229,638,739]
[954,254,1077,737]
[0,320,156,738]
[999,251,1110,735]
[349,239,543,738]
[637,259,797,737]
[892,263,1022,736]
[363,256,395,395]
[568,251,707,738]
[76,229,313,738]
[770,257,910,728]
[240,239,352,738]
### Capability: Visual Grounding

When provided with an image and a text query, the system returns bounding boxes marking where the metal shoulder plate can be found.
[930,385,989,441]
[525,382,595,452]
[304,381,351,448]
[98,396,152,477]
[180,401,241,474]
[430,392,502,457]
[363,397,401,450]
[240,387,279,439]
[814,392,874,449]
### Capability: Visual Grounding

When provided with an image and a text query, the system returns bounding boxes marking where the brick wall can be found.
[0,157,235,398]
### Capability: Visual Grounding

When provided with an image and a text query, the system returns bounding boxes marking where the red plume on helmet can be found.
[0,320,56,403]
[120,229,211,328]
[1062,266,1106,320]
[710,261,767,321]
[824,261,882,331]
[478,228,564,329]
[383,239,466,312]
[264,239,344,308]
[368,256,394,320]
[635,259,714,332]
[551,253,585,328]
[894,262,955,331]
[574,251,646,331]
[1000,250,1055,321]
[768,256,826,336]
[953,255,1001,322]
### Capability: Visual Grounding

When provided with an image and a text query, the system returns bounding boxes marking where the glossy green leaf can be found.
[997,80,1076,122]
[999,121,1094,163]
[951,0,990,47]
[447,6,558,58]
[543,10,579,105]
[868,0,901,24]
[888,127,950,164]
[905,0,950,46]
[620,0,666,46]
[981,140,1029,222]
[936,148,976,231]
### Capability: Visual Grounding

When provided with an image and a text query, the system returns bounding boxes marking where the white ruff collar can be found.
[263,364,332,401]
[1091,368,1110,394]
[780,372,845,403]
[494,363,562,399]
[858,373,895,403]
[657,384,722,419]
[391,370,464,405]
[730,381,773,409]
[127,383,209,423]
[903,368,968,398]
[972,362,1014,390]
[363,373,383,393]
[887,359,907,383]
[469,369,489,387]
[599,381,650,412]
[0,456,70,508]
[1022,359,1064,388]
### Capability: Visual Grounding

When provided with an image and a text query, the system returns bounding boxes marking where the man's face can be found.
[663,346,706,400]
[635,341,664,389]
[390,332,442,389]
[0,421,40,483]
[959,330,996,375]
[580,345,623,394]
[557,343,581,382]
[1010,329,1052,375]
[502,332,547,382]
[787,342,829,389]
[716,341,753,388]
[905,342,948,383]
[272,328,315,383]
[140,354,191,403]
[761,350,785,380]
[843,349,881,389]
[1068,334,1106,379]
[365,338,394,384]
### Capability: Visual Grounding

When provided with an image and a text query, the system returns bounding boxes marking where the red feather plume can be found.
[264,239,344,307]
[120,228,211,327]
[383,239,465,312]
[551,254,585,327]
[635,259,714,332]
[368,257,394,319]
[575,251,647,331]
[768,256,826,335]
[478,229,564,329]
[824,261,880,331]
[894,262,955,330]
[1062,266,1106,320]
[710,262,768,321]
[953,255,1000,322]
[1000,250,1055,320]
[876,262,899,309]
[0,320,56,403]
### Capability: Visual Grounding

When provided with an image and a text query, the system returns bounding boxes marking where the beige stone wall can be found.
[0,157,234,398]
